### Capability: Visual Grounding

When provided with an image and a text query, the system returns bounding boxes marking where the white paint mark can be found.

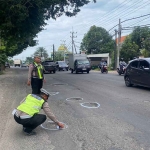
[80,102,100,108]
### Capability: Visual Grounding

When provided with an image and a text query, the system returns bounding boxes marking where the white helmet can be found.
[40,88,50,97]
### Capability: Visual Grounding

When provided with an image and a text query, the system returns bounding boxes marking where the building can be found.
[87,53,111,66]
[116,35,127,46]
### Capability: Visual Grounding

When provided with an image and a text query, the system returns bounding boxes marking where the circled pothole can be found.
[49,92,59,96]
[51,83,68,86]
[40,121,68,131]
[80,102,100,108]
[66,97,83,101]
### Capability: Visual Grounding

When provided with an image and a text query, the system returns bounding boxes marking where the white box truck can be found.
[68,54,91,74]
[14,59,22,67]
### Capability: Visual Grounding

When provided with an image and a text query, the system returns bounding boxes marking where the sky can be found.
[13,0,150,60]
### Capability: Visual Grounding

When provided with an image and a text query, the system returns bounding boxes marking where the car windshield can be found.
[59,62,67,65]
[77,60,89,65]
[44,62,55,65]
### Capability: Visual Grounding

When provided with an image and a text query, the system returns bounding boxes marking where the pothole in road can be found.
[49,92,59,96]
[66,97,83,101]
[51,83,68,86]
[40,121,68,131]
[80,102,100,108]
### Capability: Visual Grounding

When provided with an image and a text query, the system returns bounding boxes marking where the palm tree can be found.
[34,47,49,60]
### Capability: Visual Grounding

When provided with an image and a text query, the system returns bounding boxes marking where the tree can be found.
[120,35,139,62]
[80,25,114,54]
[34,47,49,60]
[25,57,34,64]
[0,0,96,57]
[120,27,150,61]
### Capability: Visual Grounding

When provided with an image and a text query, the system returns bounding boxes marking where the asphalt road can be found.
[0,68,150,150]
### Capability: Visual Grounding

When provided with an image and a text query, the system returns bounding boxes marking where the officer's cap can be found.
[40,88,50,97]
[34,54,41,58]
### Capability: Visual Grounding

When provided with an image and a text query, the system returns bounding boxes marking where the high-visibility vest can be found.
[17,94,45,116]
[32,62,44,79]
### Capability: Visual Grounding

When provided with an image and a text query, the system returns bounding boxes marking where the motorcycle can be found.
[117,63,127,75]
[101,65,108,74]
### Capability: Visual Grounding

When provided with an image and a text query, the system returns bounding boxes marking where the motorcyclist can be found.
[99,59,107,72]
[119,58,126,72]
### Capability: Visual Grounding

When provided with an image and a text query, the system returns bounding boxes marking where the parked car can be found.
[124,58,150,88]
[55,61,69,71]
[42,61,56,74]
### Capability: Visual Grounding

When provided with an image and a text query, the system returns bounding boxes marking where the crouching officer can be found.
[13,88,64,135]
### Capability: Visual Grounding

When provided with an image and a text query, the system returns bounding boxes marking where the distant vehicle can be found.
[117,62,127,75]
[101,65,108,73]
[42,61,56,74]
[124,58,150,88]
[14,59,22,67]
[21,63,27,67]
[5,62,10,68]
[68,54,91,74]
[55,61,68,71]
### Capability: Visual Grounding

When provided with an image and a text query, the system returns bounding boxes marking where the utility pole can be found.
[70,30,77,54]
[114,29,118,69]
[117,19,121,68]
[53,44,55,61]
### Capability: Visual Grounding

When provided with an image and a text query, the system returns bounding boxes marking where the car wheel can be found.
[125,76,133,87]
[87,71,89,74]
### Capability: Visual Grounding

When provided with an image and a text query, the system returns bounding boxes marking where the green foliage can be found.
[25,57,34,64]
[120,35,139,62]
[120,27,150,61]
[0,0,95,58]
[80,25,114,54]
[34,47,49,60]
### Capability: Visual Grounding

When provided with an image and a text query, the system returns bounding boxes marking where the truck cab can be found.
[69,54,91,74]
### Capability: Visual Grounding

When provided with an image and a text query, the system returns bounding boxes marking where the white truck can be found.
[14,59,22,67]
[68,54,91,74]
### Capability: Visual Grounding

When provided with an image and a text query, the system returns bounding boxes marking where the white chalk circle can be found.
[40,121,68,131]
[51,83,68,86]
[80,102,100,108]
[49,92,59,96]
[66,97,83,101]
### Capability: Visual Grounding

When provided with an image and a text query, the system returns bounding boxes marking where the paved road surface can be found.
[0,68,150,150]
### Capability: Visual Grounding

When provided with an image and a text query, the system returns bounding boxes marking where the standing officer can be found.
[27,55,45,94]
[13,88,64,135]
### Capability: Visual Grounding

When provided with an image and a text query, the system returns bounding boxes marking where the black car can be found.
[124,58,150,88]
[55,61,69,71]
[42,61,56,74]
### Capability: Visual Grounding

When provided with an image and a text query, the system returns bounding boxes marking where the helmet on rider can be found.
[120,58,124,61]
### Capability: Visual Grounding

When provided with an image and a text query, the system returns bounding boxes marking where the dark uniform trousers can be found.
[14,114,46,133]
[31,78,43,94]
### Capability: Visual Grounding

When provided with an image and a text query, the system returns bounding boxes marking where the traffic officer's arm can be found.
[43,102,64,128]
[27,64,33,85]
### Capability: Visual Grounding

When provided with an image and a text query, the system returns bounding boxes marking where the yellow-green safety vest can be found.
[34,62,43,79]
[17,94,45,116]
